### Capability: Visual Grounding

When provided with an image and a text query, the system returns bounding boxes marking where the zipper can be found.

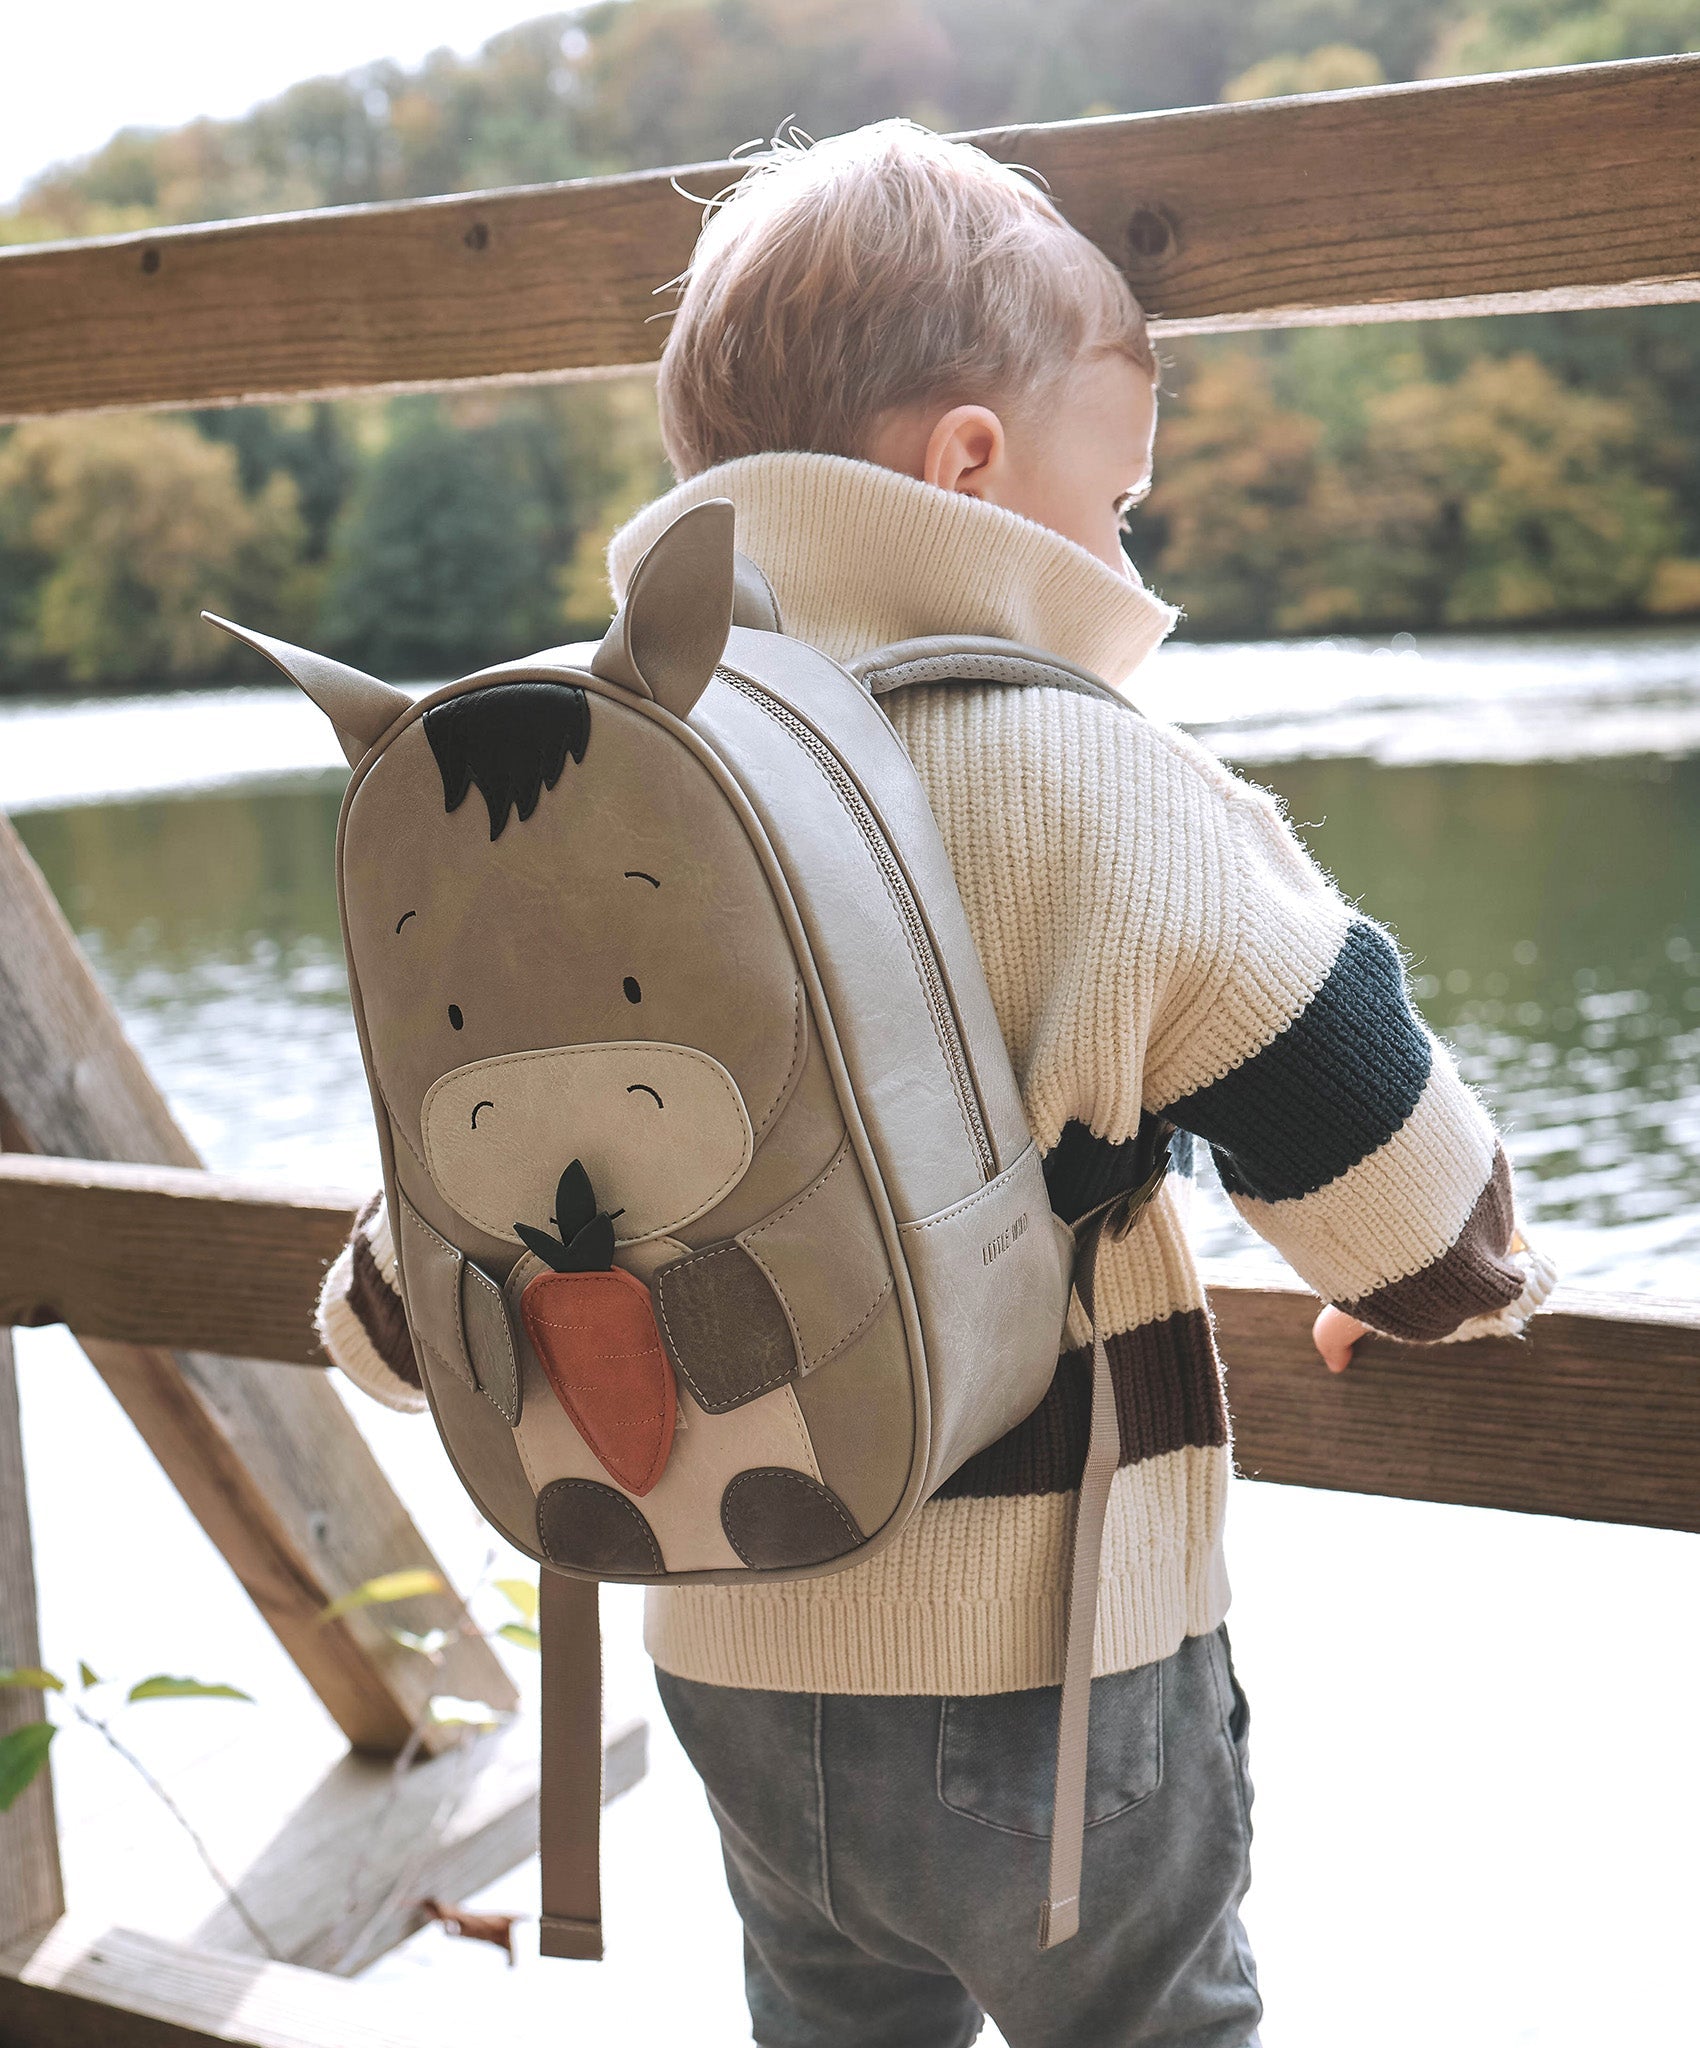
[720,670,996,1184]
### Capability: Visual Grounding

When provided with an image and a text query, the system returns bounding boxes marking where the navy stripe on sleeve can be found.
[1162,918,1432,1203]
[1043,1112,1174,1226]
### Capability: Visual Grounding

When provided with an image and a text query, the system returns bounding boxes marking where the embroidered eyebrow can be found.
[623,871,661,888]
[395,910,417,933]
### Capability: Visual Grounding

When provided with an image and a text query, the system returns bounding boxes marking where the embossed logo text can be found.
[982,1212,1029,1266]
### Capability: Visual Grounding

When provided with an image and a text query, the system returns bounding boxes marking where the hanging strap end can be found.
[539,1913,605,1961]
[1038,1895,1080,1949]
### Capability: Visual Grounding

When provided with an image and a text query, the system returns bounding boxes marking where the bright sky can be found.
[2,1,554,205]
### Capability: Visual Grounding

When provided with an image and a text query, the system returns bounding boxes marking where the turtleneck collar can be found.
[607,451,1176,688]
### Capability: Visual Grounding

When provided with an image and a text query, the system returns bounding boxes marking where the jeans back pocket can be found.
[936,1662,1164,1838]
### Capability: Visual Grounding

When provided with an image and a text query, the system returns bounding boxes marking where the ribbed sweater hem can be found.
[644,1446,1232,1694]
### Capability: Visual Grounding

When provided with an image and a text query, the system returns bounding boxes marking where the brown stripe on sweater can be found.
[1341,1146,1522,1341]
[349,1229,421,1389]
[932,1307,1226,1501]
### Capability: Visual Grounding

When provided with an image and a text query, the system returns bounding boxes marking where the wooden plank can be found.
[1210,1268,1700,1532]
[0,1917,461,2048]
[0,1328,65,1948]
[0,812,516,1754]
[0,1156,357,1368]
[3,1154,1698,1528]
[3,54,1699,422]
[190,1714,646,1973]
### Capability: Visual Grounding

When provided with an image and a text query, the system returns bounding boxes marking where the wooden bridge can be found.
[1,49,1697,2046]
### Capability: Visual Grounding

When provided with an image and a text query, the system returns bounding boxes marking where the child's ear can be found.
[923,405,1007,498]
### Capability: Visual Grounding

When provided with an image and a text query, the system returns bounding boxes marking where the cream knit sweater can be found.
[320,451,1555,1698]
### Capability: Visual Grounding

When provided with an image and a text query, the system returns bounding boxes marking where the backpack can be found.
[205,499,1170,1957]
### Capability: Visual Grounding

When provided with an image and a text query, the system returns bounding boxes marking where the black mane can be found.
[423,682,590,840]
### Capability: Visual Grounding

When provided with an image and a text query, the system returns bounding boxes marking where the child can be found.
[322,122,1554,2047]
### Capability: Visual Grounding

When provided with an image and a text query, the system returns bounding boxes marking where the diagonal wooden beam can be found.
[0,812,515,1754]
[0,1915,464,2047]
[187,1713,647,1974]
[1,54,1698,423]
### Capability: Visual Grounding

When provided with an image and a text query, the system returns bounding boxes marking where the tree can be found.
[320,405,563,680]
[1341,352,1678,626]
[0,417,305,688]
[1137,345,1678,632]
[1128,352,1330,635]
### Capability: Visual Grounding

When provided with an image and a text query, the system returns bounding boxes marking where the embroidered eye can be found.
[622,977,641,1004]
[627,1083,664,1109]
[471,1099,494,1128]
[448,1004,464,1030]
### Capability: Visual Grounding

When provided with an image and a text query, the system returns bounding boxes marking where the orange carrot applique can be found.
[516,1160,675,1496]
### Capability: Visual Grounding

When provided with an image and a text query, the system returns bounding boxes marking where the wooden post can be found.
[0,1327,64,1948]
[0,813,515,1753]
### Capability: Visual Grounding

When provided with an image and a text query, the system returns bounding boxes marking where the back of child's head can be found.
[658,120,1154,478]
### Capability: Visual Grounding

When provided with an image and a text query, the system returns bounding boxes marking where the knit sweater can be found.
[319,451,1555,1698]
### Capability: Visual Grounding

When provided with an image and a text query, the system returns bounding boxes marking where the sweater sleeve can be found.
[316,1191,429,1412]
[1148,773,1555,1342]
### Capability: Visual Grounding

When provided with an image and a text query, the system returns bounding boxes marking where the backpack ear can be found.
[592,498,734,720]
[202,614,411,767]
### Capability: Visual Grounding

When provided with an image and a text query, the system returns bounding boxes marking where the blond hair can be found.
[657,121,1154,478]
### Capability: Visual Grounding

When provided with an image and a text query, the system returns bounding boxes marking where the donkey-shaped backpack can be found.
[206,498,1169,1955]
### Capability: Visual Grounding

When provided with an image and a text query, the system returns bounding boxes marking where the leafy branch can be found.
[0,1660,275,1956]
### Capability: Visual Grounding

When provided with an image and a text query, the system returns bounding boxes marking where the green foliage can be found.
[426,1694,505,1728]
[125,1675,254,1704]
[5,0,1700,678]
[0,1722,56,1812]
[1435,1,1700,74]
[1140,343,1678,632]
[318,408,548,681]
[385,1625,451,1657]
[318,1567,447,1622]
[0,416,307,689]
[0,1666,64,1691]
[494,1578,540,1624]
[1224,42,1386,98]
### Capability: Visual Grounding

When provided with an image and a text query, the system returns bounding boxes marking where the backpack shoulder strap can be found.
[850,635,1138,711]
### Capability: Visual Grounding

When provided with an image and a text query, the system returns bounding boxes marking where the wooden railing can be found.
[2,1149,1694,1534]
[2,48,1698,2048]
[4,54,1700,421]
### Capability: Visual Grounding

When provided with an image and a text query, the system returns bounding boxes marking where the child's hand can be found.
[1312,1305,1370,1373]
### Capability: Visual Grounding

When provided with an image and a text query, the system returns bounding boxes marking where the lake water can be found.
[4,626,1696,2046]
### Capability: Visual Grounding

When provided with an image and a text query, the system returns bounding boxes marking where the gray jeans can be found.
[657,1625,1262,2048]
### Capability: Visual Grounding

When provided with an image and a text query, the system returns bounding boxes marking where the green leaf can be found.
[0,1667,63,1693]
[0,1723,56,1811]
[496,1622,541,1653]
[78,1661,101,1690]
[125,1676,254,1705]
[493,1578,538,1624]
[384,1626,449,1658]
[318,1569,445,1624]
[425,1694,503,1729]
